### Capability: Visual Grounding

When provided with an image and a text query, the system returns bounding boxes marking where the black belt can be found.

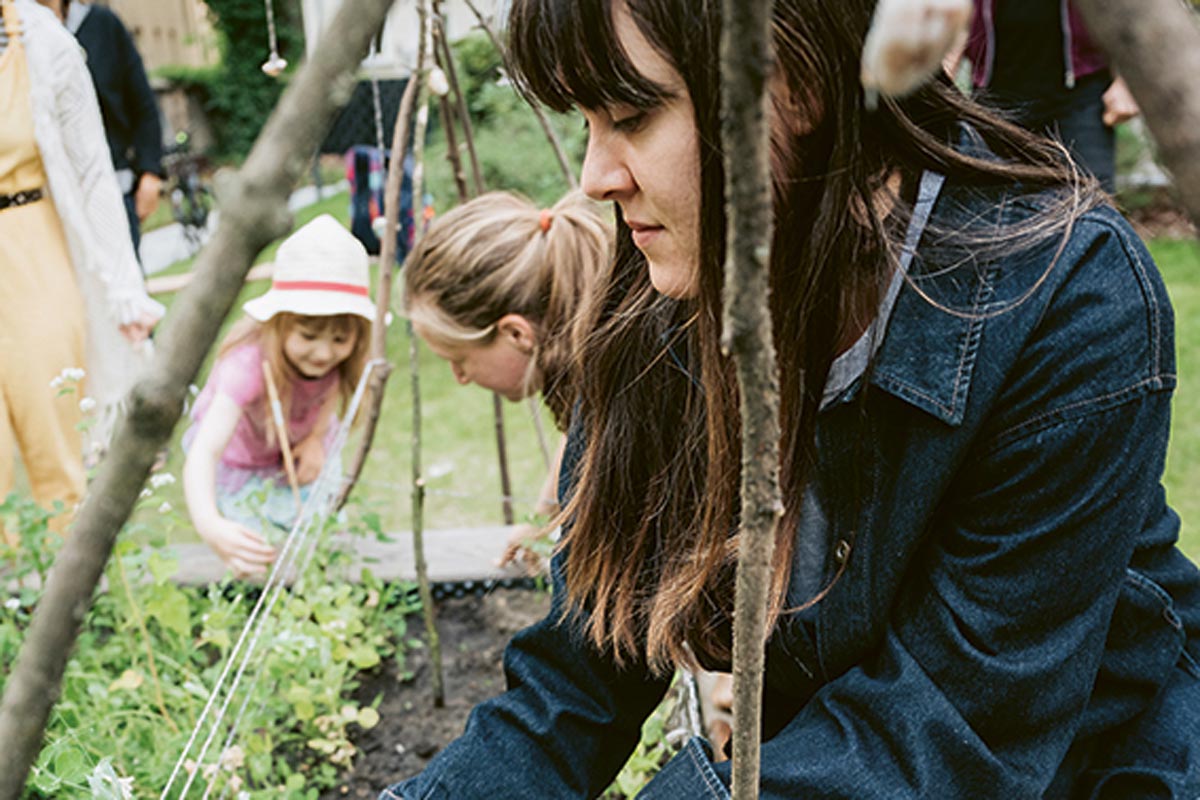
[0,188,44,211]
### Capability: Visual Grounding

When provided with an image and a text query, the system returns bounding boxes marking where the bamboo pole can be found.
[0,0,398,794]
[720,0,781,797]
[262,361,302,512]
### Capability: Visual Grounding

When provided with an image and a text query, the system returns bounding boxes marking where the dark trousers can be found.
[1030,72,1116,194]
[122,190,145,275]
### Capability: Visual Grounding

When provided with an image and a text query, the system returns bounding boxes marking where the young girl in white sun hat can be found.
[183,214,374,577]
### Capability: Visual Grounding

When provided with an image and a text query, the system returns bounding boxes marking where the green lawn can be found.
[1150,237,1200,559]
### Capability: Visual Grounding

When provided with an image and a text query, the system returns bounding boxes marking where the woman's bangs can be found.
[508,0,670,112]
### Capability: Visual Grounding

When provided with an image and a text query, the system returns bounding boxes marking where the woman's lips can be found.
[627,221,664,250]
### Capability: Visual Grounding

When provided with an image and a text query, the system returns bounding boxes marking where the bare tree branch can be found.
[720,0,781,797]
[335,73,420,512]
[462,0,578,189]
[0,0,397,794]
[409,0,445,708]
[1073,0,1200,230]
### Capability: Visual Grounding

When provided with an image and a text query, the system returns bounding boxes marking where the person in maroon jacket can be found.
[962,0,1139,192]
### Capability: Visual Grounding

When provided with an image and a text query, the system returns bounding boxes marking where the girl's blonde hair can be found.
[218,312,372,445]
[403,190,612,428]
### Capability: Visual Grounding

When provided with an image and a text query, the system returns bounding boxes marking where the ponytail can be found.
[403,190,613,428]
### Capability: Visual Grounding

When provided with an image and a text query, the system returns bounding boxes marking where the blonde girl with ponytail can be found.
[403,189,611,566]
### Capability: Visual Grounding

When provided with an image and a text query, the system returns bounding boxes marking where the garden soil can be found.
[321,588,552,798]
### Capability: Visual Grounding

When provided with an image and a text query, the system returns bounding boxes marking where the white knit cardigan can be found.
[6,0,165,442]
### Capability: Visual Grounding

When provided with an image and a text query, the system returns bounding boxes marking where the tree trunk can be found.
[720,0,781,797]
[0,0,397,795]
[1074,0,1200,230]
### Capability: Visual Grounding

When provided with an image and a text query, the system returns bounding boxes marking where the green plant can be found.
[198,0,305,160]
[1,485,419,798]
[603,675,690,798]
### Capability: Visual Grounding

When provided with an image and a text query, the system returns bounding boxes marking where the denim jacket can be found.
[384,181,1200,799]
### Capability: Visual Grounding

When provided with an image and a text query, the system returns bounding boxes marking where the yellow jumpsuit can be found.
[0,0,87,536]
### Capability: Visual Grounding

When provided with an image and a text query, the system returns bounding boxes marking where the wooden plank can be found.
[164,525,539,586]
[145,262,275,296]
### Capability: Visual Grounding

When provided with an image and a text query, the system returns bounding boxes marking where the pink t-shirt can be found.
[189,342,339,479]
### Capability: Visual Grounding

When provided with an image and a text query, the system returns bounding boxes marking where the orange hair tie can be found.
[539,209,554,233]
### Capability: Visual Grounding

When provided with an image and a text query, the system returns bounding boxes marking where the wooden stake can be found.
[721,0,780,797]
[262,360,302,513]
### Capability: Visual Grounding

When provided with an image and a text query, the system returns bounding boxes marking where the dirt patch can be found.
[321,588,552,799]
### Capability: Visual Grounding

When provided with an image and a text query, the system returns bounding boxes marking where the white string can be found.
[262,0,279,57]
[162,360,380,799]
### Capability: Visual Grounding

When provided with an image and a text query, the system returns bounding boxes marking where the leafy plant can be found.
[1,483,419,799]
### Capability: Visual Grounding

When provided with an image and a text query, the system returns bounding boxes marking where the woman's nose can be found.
[580,133,634,202]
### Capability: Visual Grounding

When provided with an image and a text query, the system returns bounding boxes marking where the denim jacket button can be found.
[834,538,852,564]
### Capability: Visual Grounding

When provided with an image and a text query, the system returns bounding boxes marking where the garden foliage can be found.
[159,0,305,160]
[1,487,418,799]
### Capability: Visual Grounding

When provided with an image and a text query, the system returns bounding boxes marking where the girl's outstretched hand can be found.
[199,518,278,578]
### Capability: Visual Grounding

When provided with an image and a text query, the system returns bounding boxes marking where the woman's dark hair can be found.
[508,0,1101,674]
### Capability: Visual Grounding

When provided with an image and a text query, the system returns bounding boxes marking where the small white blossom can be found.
[63,367,86,381]
[158,501,172,514]
[4,597,20,611]
[79,397,97,413]
[139,488,153,499]
[428,66,450,97]
[49,376,64,389]
[150,473,176,488]
[189,384,200,396]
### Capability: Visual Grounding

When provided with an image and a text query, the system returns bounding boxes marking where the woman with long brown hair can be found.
[383,1,1200,797]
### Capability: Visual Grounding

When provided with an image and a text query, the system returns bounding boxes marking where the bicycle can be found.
[162,131,213,254]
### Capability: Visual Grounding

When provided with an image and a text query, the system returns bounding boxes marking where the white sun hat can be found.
[243,214,376,322]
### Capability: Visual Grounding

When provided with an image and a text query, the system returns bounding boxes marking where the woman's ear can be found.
[495,314,538,354]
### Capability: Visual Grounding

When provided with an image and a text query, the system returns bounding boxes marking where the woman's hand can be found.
[119,311,160,344]
[197,517,278,578]
[1102,76,1140,127]
[135,173,163,221]
[292,435,326,485]
[496,524,546,576]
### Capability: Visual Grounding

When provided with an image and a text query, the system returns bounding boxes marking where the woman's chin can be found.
[648,262,699,300]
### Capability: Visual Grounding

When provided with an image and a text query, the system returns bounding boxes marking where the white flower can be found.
[189,384,200,396]
[79,397,97,413]
[150,473,176,488]
[428,66,450,97]
[139,488,152,499]
[49,376,64,389]
[158,502,172,514]
[4,597,19,611]
[64,367,86,381]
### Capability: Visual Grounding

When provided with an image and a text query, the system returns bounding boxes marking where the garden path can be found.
[165,524,535,586]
